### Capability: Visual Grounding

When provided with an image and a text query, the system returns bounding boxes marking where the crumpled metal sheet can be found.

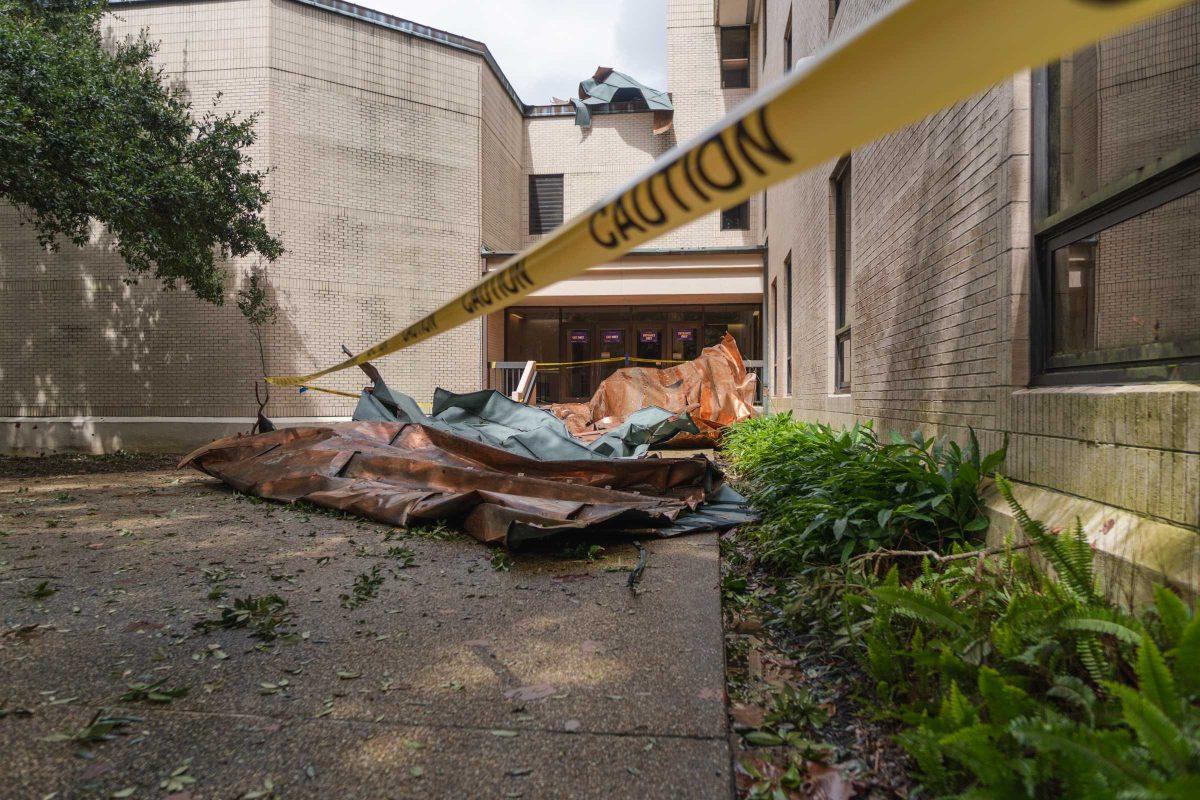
[353,382,698,460]
[179,421,756,547]
[550,333,758,445]
[571,66,674,133]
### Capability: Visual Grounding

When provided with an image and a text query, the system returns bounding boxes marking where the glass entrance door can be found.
[598,328,627,381]
[636,326,664,363]
[563,327,593,400]
[669,323,701,361]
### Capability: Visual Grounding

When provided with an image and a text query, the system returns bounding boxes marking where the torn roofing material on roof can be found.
[572,67,674,133]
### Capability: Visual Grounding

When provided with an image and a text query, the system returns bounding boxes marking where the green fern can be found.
[1137,637,1184,722]
[937,724,1016,789]
[1077,636,1113,684]
[939,681,978,728]
[1059,611,1145,647]
[977,666,1031,725]
[996,476,1098,603]
[872,585,969,634]
[1174,614,1200,697]
[1046,674,1097,726]
[1105,683,1193,773]
[1155,585,1192,648]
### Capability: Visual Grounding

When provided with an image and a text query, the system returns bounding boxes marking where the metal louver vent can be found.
[528,174,564,234]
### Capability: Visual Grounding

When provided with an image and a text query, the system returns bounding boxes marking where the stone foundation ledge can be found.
[1,416,350,457]
[983,479,1200,605]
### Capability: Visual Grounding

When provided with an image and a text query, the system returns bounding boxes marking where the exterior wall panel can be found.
[763,0,1200,536]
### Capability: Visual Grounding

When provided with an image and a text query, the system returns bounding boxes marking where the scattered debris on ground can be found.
[0,458,733,797]
[182,336,759,548]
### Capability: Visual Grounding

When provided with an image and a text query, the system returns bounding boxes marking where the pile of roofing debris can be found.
[181,335,757,548]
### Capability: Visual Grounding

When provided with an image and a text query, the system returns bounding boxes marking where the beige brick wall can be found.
[665,0,761,248]
[518,0,759,251]
[523,114,673,248]
[1,0,490,422]
[481,67,523,253]
[2,0,762,438]
[265,0,485,412]
[1,0,273,419]
[763,0,1200,532]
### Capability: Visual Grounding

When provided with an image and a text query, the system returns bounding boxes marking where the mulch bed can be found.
[721,531,915,799]
[0,452,181,479]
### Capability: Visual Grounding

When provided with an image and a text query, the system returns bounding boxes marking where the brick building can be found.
[756,0,1199,593]
[1,0,763,451]
[2,0,1197,587]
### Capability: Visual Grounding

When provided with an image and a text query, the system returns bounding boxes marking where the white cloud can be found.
[366,0,667,105]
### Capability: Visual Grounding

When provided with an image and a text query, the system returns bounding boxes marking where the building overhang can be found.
[715,0,759,27]
[483,247,764,307]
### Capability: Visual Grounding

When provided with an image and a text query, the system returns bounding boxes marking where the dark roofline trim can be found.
[526,101,662,118]
[109,0,675,121]
[110,0,528,112]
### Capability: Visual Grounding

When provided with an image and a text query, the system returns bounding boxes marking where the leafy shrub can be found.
[723,414,1005,566]
[855,476,1200,798]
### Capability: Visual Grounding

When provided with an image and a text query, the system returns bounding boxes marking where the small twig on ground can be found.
[849,540,1035,568]
[628,541,648,590]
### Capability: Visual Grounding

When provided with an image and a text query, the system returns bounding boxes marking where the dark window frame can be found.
[1029,67,1200,386]
[771,277,779,393]
[832,156,852,393]
[720,200,750,231]
[528,173,564,235]
[783,9,793,73]
[761,0,767,65]
[720,25,751,89]
[784,251,793,395]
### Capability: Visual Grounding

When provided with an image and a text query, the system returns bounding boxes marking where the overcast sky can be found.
[370,0,668,105]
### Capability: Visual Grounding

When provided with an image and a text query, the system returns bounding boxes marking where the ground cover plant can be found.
[723,414,1004,566]
[853,477,1200,798]
[722,414,1200,798]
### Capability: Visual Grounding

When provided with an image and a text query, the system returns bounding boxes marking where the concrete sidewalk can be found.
[0,465,732,799]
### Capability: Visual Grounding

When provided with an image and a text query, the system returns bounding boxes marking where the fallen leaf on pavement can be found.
[503,684,557,703]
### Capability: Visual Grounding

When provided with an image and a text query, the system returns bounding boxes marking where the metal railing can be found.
[491,361,527,398]
[744,360,764,404]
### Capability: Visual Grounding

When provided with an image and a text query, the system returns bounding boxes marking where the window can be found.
[771,278,779,393]
[528,174,563,234]
[832,157,852,392]
[720,26,750,89]
[1032,6,1200,384]
[721,200,750,230]
[761,0,767,64]
[784,252,793,394]
[783,10,793,73]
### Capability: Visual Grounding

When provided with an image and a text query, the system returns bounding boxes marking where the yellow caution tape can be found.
[268,0,1185,388]
[298,384,434,410]
[298,384,360,399]
[489,356,685,369]
[533,357,627,368]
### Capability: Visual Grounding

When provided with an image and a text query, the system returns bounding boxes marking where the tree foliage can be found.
[0,0,282,304]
